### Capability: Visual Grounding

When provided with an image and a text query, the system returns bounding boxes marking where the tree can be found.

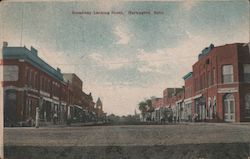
[138,101,147,121]
[138,98,155,121]
[146,99,154,112]
[138,101,147,113]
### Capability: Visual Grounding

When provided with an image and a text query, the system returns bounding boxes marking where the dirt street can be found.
[4,123,250,159]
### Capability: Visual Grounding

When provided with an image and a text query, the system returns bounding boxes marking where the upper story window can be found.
[207,71,211,86]
[222,65,233,83]
[245,94,250,117]
[28,70,32,87]
[212,68,216,84]
[243,64,250,82]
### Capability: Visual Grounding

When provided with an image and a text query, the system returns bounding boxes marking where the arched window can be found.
[213,96,216,118]
[245,93,250,118]
[207,97,214,119]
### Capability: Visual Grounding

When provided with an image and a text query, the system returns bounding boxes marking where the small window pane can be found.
[230,101,234,113]
[244,64,250,82]
[223,65,233,74]
[245,94,250,109]
[244,64,250,73]
[224,102,228,112]
[222,65,233,83]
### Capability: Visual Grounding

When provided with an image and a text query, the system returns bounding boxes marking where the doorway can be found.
[223,94,235,122]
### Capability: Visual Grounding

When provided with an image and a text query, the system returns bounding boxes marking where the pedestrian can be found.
[53,113,58,125]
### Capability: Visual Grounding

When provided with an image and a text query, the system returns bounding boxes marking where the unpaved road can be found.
[4,123,250,159]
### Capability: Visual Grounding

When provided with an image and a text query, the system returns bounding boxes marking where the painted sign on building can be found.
[218,87,238,93]
[3,65,19,81]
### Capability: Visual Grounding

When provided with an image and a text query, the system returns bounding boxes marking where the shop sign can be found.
[218,87,238,93]
[2,65,19,81]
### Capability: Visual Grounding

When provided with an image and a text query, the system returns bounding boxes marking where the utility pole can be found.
[0,66,3,159]
[20,4,24,46]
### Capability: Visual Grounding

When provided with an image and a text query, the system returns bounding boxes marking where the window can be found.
[25,67,28,81]
[212,68,216,84]
[208,71,211,86]
[243,64,250,82]
[222,65,233,83]
[40,76,43,90]
[28,70,32,87]
[245,94,250,118]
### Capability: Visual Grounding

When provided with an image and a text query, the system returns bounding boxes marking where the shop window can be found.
[245,94,250,118]
[222,65,233,83]
[243,64,250,82]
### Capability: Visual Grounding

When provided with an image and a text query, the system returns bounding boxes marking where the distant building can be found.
[183,72,193,121]
[163,88,183,108]
[151,97,163,122]
[95,97,106,121]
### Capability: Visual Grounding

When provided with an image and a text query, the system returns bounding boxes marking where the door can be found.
[223,94,235,122]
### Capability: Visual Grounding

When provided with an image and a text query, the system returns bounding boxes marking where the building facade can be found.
[1,42,103,126]
[95,97,106,121]
[191,43,250,122]
[183,72,193,121]
[151,97,163,122]
[2,43,66,126]
[149,42,250,123]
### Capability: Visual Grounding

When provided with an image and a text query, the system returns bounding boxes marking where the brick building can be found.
[183,72,193,121]
[1,42,102,126]
[152,42,250,123]
[1,42,67,126]
[189,43,250,122]
[161,88,184,122]
[163,88,183,108]
[151,97,163,121]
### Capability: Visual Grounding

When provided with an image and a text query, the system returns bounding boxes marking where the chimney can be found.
[3,41,8,48]
[30,46,38,56]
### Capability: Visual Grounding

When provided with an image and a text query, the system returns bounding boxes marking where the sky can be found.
[0,0,249,116]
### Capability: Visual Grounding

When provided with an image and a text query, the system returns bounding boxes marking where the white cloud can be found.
[136,49,168,73]
[88,53,130,70]
[95,0,122,11]
[181,0,199,11]
[113,24,132,45]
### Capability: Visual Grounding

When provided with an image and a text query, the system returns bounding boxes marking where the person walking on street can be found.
[53,113,58,125]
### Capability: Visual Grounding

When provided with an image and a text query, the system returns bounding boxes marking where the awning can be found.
[176,99,183,104]
[193,94,202,99]
[61,102,67,105]
[42,96,53,102]
[73,105,83,109]
[184,97,192,103]
[155,107,160,111]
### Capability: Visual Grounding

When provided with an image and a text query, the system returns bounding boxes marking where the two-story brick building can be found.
[190,43,250,122]
[1,42,101,126]
[2,42,67,126]
[151,42,250,123]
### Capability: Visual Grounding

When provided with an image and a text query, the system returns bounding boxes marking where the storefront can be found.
[184,98,192,121]
[194,94,206,121]
[4,89,17,126]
